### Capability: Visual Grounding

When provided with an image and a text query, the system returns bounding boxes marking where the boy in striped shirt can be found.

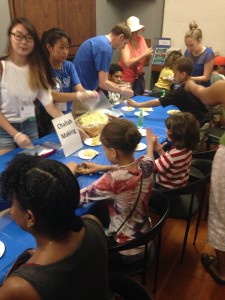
[150,112,200,189]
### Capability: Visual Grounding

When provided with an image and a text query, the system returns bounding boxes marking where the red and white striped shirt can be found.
[155,147,192,189]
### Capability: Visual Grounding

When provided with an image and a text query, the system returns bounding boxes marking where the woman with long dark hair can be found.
[0,18,63,154]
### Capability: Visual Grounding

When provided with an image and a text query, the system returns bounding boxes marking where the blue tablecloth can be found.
[0,96,176,208]
[0,96,176,175]
[0,96,177,283]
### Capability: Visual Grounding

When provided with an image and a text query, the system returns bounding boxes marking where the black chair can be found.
[158,159,212,263]
[108,272,153,300]
[108,189,169,292]
[199,105,224,150]
[205,127,224,150]
[192,150,216,220]
[192,149,216,160]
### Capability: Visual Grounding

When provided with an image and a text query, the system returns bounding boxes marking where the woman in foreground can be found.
[0,154,109,299]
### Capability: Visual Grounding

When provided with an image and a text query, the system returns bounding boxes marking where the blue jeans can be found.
[0,117,38,150]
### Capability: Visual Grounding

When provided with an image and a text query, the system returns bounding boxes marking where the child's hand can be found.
[154,139,167,154]
[66,162,79,175]
[127,99,139,107]
[80,162,102,174]
[146,128,157,145]
[146,129,167,154]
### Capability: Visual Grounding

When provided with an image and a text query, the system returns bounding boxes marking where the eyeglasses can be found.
[10,32,34,43]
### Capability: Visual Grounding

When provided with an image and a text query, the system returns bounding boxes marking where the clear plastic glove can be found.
[14,132,33,148]
[76,91,100,110]
[86,90,99,99]
[76,91,90,102]
[121,87,134,99]
[76,90,99,102]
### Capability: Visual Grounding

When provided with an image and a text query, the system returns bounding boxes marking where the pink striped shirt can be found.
[155,147,192,189]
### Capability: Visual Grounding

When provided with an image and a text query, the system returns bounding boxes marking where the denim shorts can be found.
[0,117,38,150]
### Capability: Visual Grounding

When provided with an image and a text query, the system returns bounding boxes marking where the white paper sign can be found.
[158,38,171,46]
[52,113,82,157]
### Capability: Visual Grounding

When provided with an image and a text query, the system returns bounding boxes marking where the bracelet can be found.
[13,132,22,143]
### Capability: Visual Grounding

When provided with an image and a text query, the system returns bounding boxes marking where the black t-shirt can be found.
[159,84,210,126]
[12,218,109,300]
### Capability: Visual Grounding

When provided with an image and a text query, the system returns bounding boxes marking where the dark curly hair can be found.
[100,119,141,154]
[173,57,194,76]
[165,50,182,69]
[165,112,200,150]
[109,63,123,76]
[1,154,83,239]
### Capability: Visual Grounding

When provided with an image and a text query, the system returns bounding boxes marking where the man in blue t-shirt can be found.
[73,23,133,102]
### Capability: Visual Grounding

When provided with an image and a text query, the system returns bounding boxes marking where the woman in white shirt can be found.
[0,17,63,155]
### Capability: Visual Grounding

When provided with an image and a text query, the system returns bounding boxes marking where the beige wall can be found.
[96,0,165,88]
[2,1,224,87]
[0,0,165,88]
[163,0,225,55]
[0,0,11,56]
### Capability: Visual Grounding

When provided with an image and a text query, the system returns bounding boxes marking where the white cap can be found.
[126,16,144,32]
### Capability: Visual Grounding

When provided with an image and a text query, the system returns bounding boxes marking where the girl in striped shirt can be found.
[151,112,200,189]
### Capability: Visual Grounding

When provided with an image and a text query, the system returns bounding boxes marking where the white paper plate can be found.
[78,149,99,160]
[134,111,149,117]
[83,137,101,146]
[121,106,135,112]
[142,107,153,112]
[135,143,147,151]
[138,128,147,136]
[167,109,180,115]
[0,240,5,258]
